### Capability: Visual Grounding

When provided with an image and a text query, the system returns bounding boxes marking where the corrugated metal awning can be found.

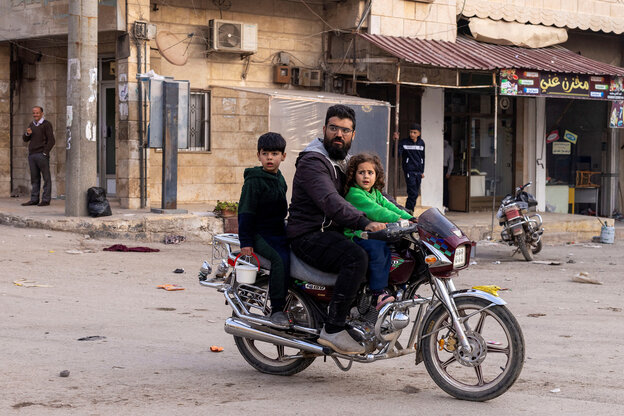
[358,33,624,76]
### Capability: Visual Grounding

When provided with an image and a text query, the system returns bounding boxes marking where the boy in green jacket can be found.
[238,132,290,328]
[344,153,414,310]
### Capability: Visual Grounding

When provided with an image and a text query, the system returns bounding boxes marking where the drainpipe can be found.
[136,37,145,208]
[393,60,401,199]
[9,44,14,194]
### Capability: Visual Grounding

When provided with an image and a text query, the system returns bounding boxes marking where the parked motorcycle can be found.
[199,208,525,401]
[497,182,544,261]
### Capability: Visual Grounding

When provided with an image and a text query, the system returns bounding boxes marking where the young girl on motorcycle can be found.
[344,153,415,310]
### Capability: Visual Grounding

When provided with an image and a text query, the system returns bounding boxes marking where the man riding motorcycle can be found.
[286,104,386,354]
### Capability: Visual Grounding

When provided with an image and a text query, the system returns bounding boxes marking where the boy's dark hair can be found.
[257,132,286,152]
[345,152,385,193]
[325,104,356,130]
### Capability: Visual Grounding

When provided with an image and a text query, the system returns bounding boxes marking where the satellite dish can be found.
[156,31,189,66]
[218,23,241,49]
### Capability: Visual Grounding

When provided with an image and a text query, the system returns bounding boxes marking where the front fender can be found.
[417,289,506,345]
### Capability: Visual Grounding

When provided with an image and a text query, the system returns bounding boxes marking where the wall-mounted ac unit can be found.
[209,19,258,54]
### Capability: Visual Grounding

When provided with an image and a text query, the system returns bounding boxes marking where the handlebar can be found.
[359,220,419,242]
[514,181,532,195]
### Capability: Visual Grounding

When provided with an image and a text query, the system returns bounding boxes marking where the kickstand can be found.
[331,355,354,372]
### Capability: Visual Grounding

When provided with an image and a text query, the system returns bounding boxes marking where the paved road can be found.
[1,224,623,415]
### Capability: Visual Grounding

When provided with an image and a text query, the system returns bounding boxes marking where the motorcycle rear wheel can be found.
[517,233,533,261]
[421,297,525,401]
[233,290,317,376]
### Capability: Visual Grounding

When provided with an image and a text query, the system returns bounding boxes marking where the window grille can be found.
[187,91,210,151]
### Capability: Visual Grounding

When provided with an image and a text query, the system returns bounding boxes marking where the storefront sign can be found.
[552,141,571,155]
[609,100,624,128]
[500,70,622,101]
[563,130,578,144]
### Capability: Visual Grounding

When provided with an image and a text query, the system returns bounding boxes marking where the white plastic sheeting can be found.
[469,17,568,49]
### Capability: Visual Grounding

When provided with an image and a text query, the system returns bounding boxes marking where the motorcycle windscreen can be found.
[417,207,463,239]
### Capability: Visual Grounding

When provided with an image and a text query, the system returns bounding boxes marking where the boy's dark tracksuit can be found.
[398,137,425,211]
[238,167,290,311]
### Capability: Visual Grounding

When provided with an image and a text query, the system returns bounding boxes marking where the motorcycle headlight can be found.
[453,245,466,268]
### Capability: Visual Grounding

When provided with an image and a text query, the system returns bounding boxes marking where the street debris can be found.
[598,307,622,312]
[173,268,185,274]
[567,259,576,263]
[527,313,546,318]
[156,284,184,291]
[13,279,52,288]
[493,261,501,264]
[164,235,186,244]
[572,272,602,285]
[103,244,159,252]
[470,261,478,265]
[210,345,224,352]
[531,260,561,265]
[77,336,106,341]
[59,370,70,377]
[65,249,95,254]
[550,388,561,393]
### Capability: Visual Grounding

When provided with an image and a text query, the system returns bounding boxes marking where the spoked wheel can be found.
[531,239,543,255]
[233,290,317,376]
[421,297,525,401]
[517,232,533,261]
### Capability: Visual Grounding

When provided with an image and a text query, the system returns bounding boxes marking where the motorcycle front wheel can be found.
[517,232,533,261]
[233,289,317,376]
[421,297,525,401]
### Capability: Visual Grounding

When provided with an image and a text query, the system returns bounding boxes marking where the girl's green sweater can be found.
[344,185,412,239]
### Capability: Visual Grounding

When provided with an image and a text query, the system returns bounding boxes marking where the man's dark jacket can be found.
[23,119,55,155]
[286,138,371,239]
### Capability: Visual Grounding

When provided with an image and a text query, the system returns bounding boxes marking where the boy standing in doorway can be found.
[393,123,425,212]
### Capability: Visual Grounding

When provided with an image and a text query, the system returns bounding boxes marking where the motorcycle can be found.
[199,207,525,401]
[497,182,544,261]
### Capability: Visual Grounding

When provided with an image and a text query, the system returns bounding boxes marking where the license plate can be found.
[454,246,466,267]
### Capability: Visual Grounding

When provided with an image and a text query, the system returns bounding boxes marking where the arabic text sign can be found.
[552,141,571,155]
[539,73,590,98]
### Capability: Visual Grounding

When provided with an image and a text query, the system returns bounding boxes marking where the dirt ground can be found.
[1,223,623,415]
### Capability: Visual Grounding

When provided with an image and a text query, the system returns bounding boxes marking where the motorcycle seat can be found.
[290,253,338,286]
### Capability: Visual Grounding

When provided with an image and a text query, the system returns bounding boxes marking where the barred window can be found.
[187,91,210,151]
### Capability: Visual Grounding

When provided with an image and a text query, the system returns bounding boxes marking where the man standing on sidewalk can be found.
[22,106,55,206]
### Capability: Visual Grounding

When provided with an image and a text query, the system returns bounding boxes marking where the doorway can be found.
[98,58,116,195]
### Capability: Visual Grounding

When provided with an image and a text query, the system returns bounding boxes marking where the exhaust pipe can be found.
[224,318,327,355]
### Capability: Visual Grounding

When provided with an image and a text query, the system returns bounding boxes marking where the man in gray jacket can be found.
[287,105,385,354]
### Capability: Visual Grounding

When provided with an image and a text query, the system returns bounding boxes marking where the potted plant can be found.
[213,200,239,218]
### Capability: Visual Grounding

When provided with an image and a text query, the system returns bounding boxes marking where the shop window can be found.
[187,91,210,151]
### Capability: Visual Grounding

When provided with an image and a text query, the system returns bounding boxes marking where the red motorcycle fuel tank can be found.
[388,251,416,285]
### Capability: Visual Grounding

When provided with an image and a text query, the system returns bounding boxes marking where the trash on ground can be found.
[157,284,185,291]
[77,336,106,341]
[598,307,622,312]
[65,249,95,254]
[472,285,507,296]
[572,272,603,285]
[103,244,160,252]
[164,235,186,244]
[531,260,561,265]
[13,279,53,288]
[470,261,478,265]
[492,261,501,264]
[59,370,70,377]
[567,259,576,264]
[550,388,561,393]
[210,345,224,352]
[173,268,185,274]
[527,313,546,318]
[48,250,55,253]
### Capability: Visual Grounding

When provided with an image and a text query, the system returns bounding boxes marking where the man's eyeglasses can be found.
[327,124,354,135]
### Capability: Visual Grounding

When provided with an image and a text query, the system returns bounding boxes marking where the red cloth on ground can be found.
[103,244,160,252]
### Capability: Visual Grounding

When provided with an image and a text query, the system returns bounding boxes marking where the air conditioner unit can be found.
[209,19,258,54]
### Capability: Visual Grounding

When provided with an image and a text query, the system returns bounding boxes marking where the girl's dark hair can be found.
[344,152,385,193]
[257,132,286,152]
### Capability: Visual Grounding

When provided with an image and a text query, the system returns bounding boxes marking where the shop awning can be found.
[358,33,624,76]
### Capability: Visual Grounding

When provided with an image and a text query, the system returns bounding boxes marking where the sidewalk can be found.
[0,197,621,244]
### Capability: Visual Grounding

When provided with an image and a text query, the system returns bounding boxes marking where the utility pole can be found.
[65,0,98,216]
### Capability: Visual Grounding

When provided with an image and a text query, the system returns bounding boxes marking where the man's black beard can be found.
[323,135,350,160]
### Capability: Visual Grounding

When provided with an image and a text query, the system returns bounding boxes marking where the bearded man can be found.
[287,104,386,354]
